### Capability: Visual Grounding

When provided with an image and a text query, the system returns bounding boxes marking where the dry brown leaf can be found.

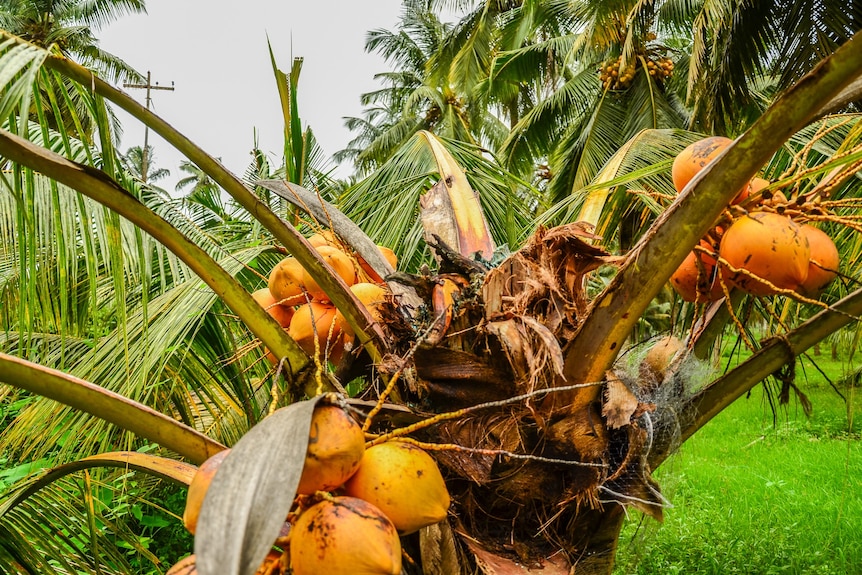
[518,316,565,378]
[420,521,461,575]
[603,372,639,429]
[464,538,570,574]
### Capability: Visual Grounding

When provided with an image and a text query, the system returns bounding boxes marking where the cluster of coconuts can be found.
[177,404,451,575]
[253,231,397,366]
[669,136,840,302]
[599,54,673,90]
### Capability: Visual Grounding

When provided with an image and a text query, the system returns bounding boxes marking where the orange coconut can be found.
[290,496,401,575]
[166,551,283,575]
[165,554,197,575]
[252,287,294,327]
[343,441,450,534]
[669,241,723,303]
[288,301,346,363]
[379,246,397,269]
[732,176,769,205]
[268,257,307,306]
[307,230,339,249]
[301,245,357,302]
[749,176,770,196]
[719,212,810,296]
[182,449,231,535]
[797,225,839,296]
[672,136,732,193]
[358,245,398,283]
[263,334,289,367]
[296,405,366,495]
[350,282,389,322]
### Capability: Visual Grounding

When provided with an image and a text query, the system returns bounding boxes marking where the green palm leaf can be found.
[1,471,166,574]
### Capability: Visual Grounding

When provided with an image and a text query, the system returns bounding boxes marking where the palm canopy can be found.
[337,0,509,174]
[121,144,170,187]
[402,0,861,204]
[338,130,539,270]
[0,0,146,83]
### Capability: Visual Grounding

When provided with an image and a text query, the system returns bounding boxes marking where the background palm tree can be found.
[122,144,170,186]
[0,0,145,83]
[337,0,508,173]
[0,0,146,141]
[364,0,861,211]
[176,157,224,206]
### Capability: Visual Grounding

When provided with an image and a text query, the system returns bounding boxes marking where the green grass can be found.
[614,350,862,574]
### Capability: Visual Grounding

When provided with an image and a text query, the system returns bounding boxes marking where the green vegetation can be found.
[617,348,862,574]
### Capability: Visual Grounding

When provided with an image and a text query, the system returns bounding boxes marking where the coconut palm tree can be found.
[122,144,170,185]
[337,0,509,173]
[1,18,862,575]
[0,0,146,83]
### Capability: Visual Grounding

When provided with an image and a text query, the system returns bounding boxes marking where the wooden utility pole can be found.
[123,71,174,183]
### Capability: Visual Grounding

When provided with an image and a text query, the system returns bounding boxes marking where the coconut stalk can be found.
[0,353,225,464]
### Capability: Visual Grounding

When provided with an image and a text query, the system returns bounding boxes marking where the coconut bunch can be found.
[668,136,840,303]
[252,230,397,366]
[174,403,451,575]
[598,53,673,91]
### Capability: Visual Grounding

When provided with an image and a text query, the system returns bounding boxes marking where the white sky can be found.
[98,0,405,192]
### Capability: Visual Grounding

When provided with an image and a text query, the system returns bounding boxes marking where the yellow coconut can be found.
[350,282,388,322]
[268,257,307,306]
[296,405,366,495]
[252,287,294,327]
[333,283,388,360]
[359,245,398,283]
[343,441,450,534]
[182,449,231,535]
[290,496,401,575]
[307,230,339,249]
[288,301,347,364]
[301,245,357,302]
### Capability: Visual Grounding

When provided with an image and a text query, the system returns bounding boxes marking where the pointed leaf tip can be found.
[420,131,495,261]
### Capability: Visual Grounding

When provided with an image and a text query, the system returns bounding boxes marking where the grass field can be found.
[614,347,862,574]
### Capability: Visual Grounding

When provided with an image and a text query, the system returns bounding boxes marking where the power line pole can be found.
[123,71,174,183]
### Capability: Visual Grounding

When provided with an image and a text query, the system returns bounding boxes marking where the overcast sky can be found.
[98,0,406,192]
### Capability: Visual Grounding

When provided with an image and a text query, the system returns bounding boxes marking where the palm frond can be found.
[499,66,599,177]
[1,471,166,574]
